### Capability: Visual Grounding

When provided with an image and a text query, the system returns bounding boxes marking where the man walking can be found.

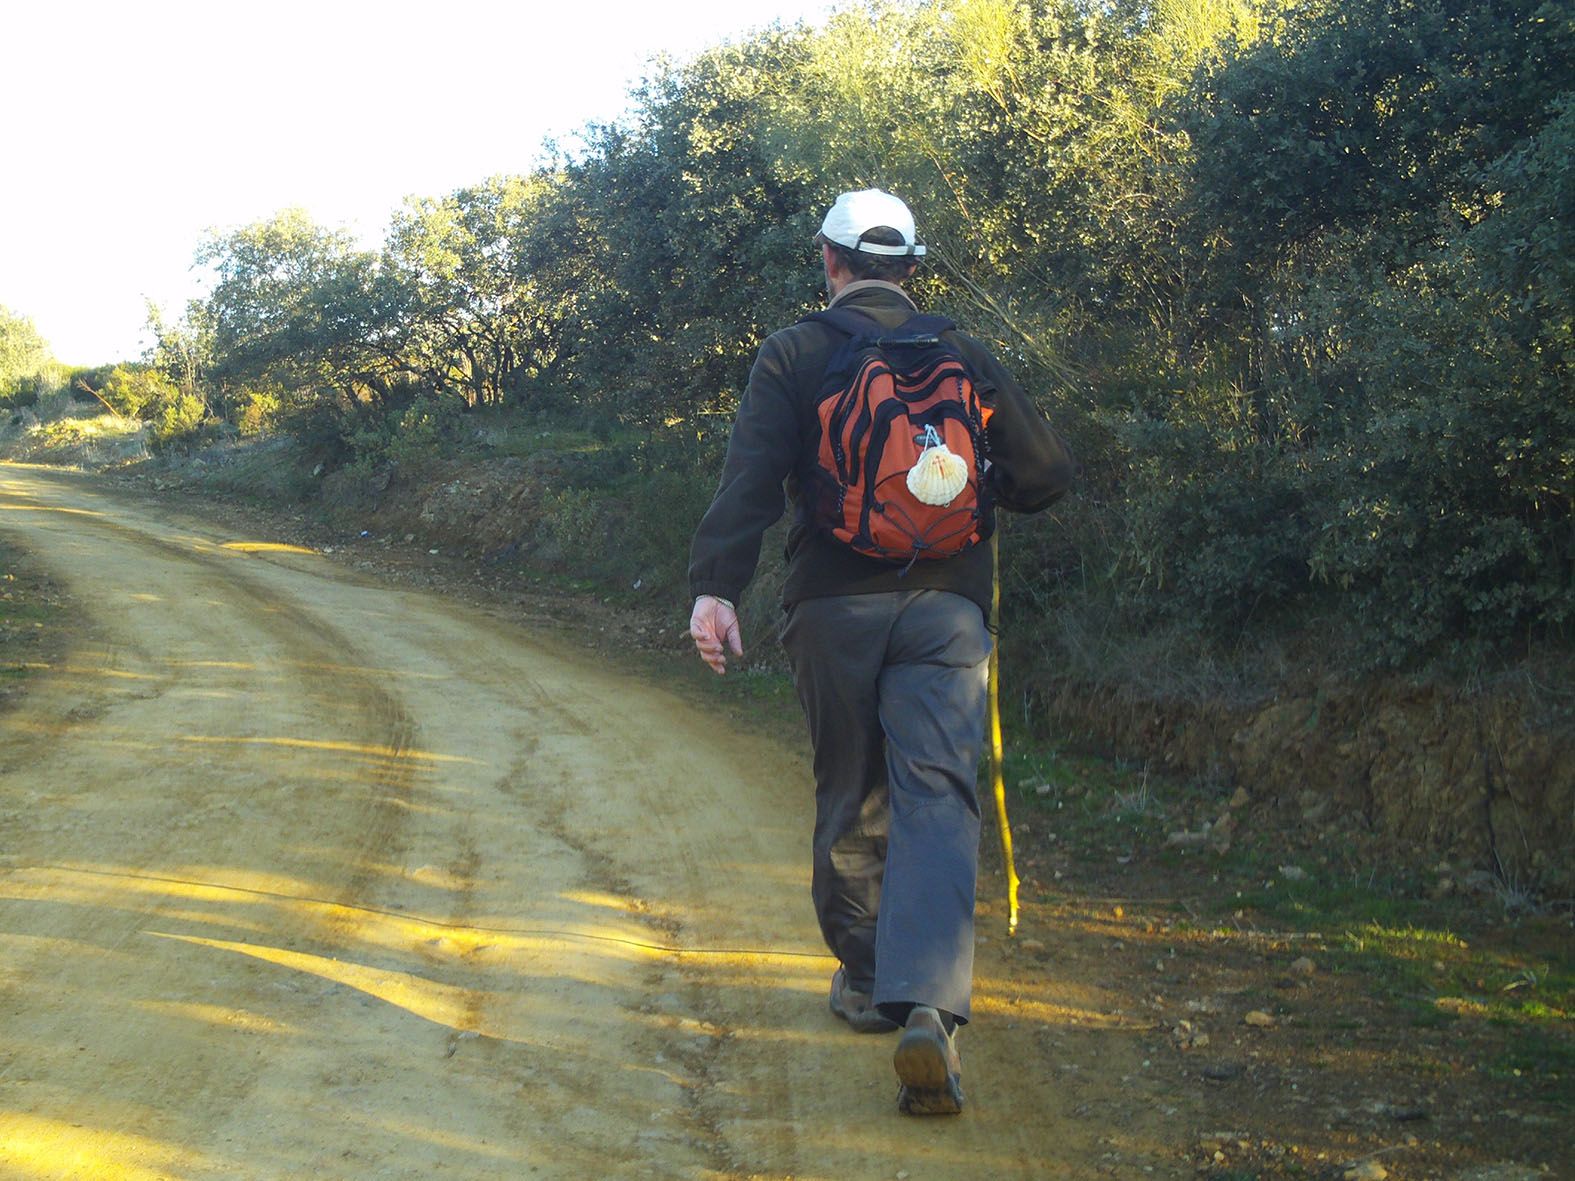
[688,189,1075,1115]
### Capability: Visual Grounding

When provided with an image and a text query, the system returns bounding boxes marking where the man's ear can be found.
[822,242,853,287]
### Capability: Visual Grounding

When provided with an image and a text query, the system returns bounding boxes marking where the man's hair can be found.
[818,226,920,284]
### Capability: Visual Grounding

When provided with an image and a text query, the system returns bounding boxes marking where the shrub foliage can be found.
[138,0,1569,674]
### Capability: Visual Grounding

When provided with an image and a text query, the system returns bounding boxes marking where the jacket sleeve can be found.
[687,333,804,603]
[957,334,1078,514]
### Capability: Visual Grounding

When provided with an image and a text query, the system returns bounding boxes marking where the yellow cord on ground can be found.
[988,532,1020,936]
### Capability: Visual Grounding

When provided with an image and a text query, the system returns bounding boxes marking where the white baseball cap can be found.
[818,189,926,258]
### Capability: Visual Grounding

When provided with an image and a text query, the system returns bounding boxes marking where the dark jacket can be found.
[688,281,1076,616]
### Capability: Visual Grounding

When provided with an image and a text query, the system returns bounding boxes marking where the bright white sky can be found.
[2,0,838,365]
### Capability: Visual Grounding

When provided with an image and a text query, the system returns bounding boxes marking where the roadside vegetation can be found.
[989,745,1573,1177]
[5,0,1565,678]
[2,0,1570,894]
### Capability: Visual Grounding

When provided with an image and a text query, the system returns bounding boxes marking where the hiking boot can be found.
[829,967,899,1033]
[893,1005,964,1115]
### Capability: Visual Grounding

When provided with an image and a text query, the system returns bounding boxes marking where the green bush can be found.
[153,393,207,446]
[0,306,54,405]
[340,391,464,466]
[101,365,179,419]
[537,486,604,561]
[1298,98,1575,663]
[236,388,283,436]
[2,374,44,409]
[389,396,463,460]
[162,0,1571,682]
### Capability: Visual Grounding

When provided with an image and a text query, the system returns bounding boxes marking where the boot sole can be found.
[893,1027,964,1115]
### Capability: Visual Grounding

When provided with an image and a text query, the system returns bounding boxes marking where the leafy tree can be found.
[0,306,55,405]
[145,299,215,410]
[161,0,1570,671]
[1188,0,1573,263]
[385,175,567,406]
[1303,96,1575,657]
[1181,0,1575,393]
[200,209,409,410]
[550,32,821,427]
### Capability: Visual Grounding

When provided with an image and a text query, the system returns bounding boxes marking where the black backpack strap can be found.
[802,307,956,335]
[800,306,883,340]
[799,305,966,404]
[802,307,959,348]
[893,313,955,340]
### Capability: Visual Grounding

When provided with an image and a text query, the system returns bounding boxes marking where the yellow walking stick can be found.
[988,531,1020,936]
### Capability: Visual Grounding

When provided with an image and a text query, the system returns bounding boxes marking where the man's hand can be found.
[689,595,743,676]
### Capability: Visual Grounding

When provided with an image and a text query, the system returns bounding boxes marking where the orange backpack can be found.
[800,308,992,565]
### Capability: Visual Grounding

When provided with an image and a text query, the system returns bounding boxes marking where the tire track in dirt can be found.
[0,465,736,1178]
[99,510,426,917]
[0,467,437,1177]
[1,463,1199,1180]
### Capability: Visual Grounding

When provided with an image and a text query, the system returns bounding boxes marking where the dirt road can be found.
[0,464,1186,1180]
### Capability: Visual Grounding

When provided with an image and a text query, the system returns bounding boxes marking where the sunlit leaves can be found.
[165,0,1571,668]
[0,307,55,404]
[199,209,405,406]
[385,175,566,405]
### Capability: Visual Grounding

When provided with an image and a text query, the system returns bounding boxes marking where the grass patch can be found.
[479,422,607,459]
[185,436,320,503]
[1222,873,1427,928]
[2,406,148,467]
[35,412,143,449]
[999,731,1575,1124]
[1000,745,1186,854]
[1490,1027,1575,1103]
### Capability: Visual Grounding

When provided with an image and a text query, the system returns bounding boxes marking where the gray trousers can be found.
[780,590,989,1024]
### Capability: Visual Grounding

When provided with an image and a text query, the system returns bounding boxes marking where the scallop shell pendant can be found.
[907,426,969,506]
